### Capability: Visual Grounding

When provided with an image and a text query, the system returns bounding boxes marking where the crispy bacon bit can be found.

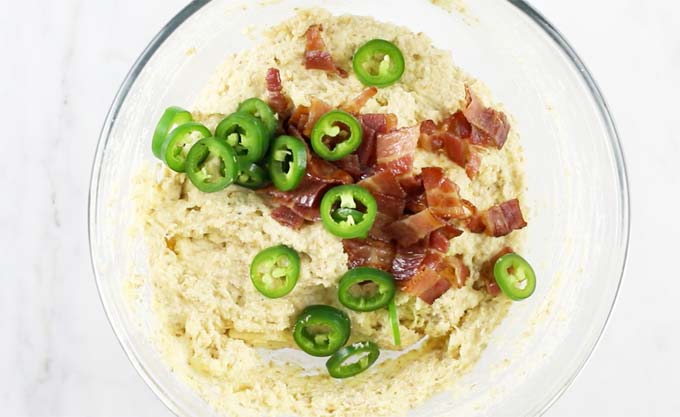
[401,268,451,304]
[385,208,446,247]
[421,167,474,220]
[358,172,406,242]
[304,24,348,78]
[343,238,396,271]
[419,113,481,180]
[270,206,305,229]
[463,87,510,149]
[358,171,406,199]
[304,98,332,137]
[265,68,292,118]
[333,154,362,178]
[340,87,378,114]
[469,199,527,237]
[478,247,514,296]
[391,241,427,281]
[356,113,398,168]
[306,154,354,185]
[376,126,420,176]
[429,225,463,253]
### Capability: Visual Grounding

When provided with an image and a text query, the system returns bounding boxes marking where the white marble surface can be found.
[1,0,678,416]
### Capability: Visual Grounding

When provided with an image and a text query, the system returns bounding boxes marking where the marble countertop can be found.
[1,0,678,416]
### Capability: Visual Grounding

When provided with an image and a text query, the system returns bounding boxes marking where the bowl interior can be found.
[90,0,628,416]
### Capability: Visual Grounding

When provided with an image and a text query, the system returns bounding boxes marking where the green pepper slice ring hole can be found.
[185,137,238,193]
[250,245,300,298]
[215,112,269,163]
[293,305,351,357]
[325,341,380,379]
[352,39,405,88]
[268,135,308,192]
[237,97,278,139]
[493,253,536,301]
[161,122,212,172]
[338,267,396,312]
[320,185,377,239]
[152,106,193,159]
[310,110,363,161]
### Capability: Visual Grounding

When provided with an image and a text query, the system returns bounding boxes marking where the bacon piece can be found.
[419,113,481,180]
[376,126,420,176]
[358,171,406,199]
[304,24,348,78]
[289,105,310,135]
[357,113,398,168]
[306,154,354,185]
[265,68,291,118]
[385,209,446,247]
[419,120,445,152]
[340,87,378,114]
[333,154,362,178]
[421,167,474,220]
[470,199,527,237]
[343,238,396,271]
[428,224,463,253]
[463,87,510,149]
[391,240,427,281]
[270,206,305,229]
[263,178,327,209]
[303,98,332,137]
[477,247,514,296]
[401,267,451,304]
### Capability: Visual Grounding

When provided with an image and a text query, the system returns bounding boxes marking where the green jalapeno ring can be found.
[250,245,300,298]
[161,122,212,173]
[319,185,377,239]
[338,267,396,312]
[236,158,270,189]
[237,97,278,138]
[493,253,536,301]
[310,110,363,161]
[352,39,405,88]
[152,106,193,159]
[293,305,351,357]
[268,135,308,192]
[215,112,269,163]
[185,137,238,193]
[325,341,380,379]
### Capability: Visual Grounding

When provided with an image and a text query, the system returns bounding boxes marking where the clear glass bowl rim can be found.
[87,1,631,416]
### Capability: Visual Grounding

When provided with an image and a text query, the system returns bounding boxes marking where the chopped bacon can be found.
[401,267,451,304]
[333,154,362,178]
[306,154,354,185]
[385,208,446,247]
[340,87,378,114]
[462,87,510,149]
[304,24,348,78]
[421,167,474,219]
[357,171,406,199]
[478,247,514,296]
[428,225,463,253]
[446,255,470,289]
[405,192,428,214]
[391,241,427,281]
[469,199,527,237]
[419,120,444,152]
[376,126,420,176]
[357,113,398,168]
[263,177,328,209]
[303,98,332,137]
[270,206,305,229]
[289,105,310,134]
[265,68,291,118]
[343,238,396,271]
[419,113,481,180]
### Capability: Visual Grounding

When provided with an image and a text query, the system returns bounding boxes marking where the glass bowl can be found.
[88,0,630,416]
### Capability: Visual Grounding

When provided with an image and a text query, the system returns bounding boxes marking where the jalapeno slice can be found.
[326,341,380,379]
[493,253,536,301]
[268,135,307,191]
[320,185,377,239]
[338,267,396,312]
[236,158,270,189]
[388,300,401,346]
[160,122,211,172]
[352,39,405,88]
[185,137,238,193]
[293,305,351,357]
[250,245,300,298]
[152,106,193,159]
[237,98,277,138]
[310,110,363,161]
[215,112,268,163]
